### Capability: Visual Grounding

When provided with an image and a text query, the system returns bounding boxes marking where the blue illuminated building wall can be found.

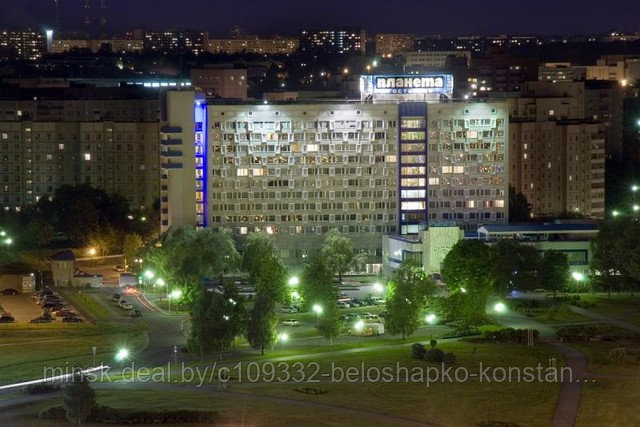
[194,101,208,227]
[398,103,428,235]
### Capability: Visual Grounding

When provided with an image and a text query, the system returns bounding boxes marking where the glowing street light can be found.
[572,271,585,282]
[425,314,437,325]
[87,247,97,256]
[342,67,349,75]
[372,282,384,293]
[155,278,165,287]
[144,270,155,280]
[4,238,12,245]
[494,302,507,314]
[312,304,323,321]
[460,287,467,294]
[634,205,640,212]
[632,185,639,193]
[278,332,289,342]
[170,289,182,300]
[0,231,6,237]
[115,348,129,362]
[288,276,299,286]
[291,290,301,301]
[354,320,364,332]
[612,210,620,217]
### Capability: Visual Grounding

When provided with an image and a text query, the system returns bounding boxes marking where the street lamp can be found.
[354,320,364,332]
[144,270,155,280]
[4,237,12,245]
[288,276,299,286]
[312,304,323,321]
[634,205,640,213]
[612,210,620,218]
[572,271,585,282]
[0,231,6,237]
[460,287,467,294]
[278,332,289,342]
[115,348,129,362]
[169,289,182,312]
[372,282,384,293]
[632,185,639,193]
[425,314,437,325]
[87,247,96,256]
[494,302,507,314]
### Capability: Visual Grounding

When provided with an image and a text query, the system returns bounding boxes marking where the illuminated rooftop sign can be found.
[361,74,454,99]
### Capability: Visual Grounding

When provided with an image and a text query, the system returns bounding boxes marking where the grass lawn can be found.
[577,294,640,324]
[64,290,113,321]
[523,308,592,325]
[569,341,640,375]
[0,323,148,384]
[222,341,562,426]
[577,379,640,426]
[2,389,394,427]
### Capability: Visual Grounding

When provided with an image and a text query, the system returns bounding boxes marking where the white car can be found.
[118,300,133,310]
[282,319,300,327]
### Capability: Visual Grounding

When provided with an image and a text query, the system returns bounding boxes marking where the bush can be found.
[443,352,457,365]
[411,343,426,359]
[26,383,60,394]
[40,405,67,420]
[295,386,328,395]
[483,327,538,342]
[425,348,445,363]
[429,339,437,348]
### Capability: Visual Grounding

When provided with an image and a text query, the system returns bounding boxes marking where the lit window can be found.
[237,168,248,177]
[58,143,64,150]
[428,178,440,185]
[84,153,91,161]
[495,200,505,208]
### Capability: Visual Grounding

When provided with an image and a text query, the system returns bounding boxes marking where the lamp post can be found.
[169,289,182,313]
[312,304,323,322]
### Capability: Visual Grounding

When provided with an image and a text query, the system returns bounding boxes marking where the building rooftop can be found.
[478,223,599,234]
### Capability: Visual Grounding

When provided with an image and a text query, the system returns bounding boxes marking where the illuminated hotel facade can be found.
[161,76,509,264]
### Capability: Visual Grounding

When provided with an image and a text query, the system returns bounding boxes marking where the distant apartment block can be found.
[375,34,415,56]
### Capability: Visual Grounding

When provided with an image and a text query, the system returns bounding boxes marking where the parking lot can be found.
[0,294,42,323]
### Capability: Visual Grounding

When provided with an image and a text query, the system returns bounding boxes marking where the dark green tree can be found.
[301,255,341,343]
[63,374,96,427]
[188,284,245,357]
[320,228,354,283]
[590,219,626,296]
[385,260,435,339]
[509,186,532,222]
[441,240,494,327]
[243,232,288,303]
[316,303,342,346]
[491,239,541,294]
[246,292,277,354]
[539,250,570,298]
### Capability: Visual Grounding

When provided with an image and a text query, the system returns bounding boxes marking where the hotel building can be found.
[161,76,509,264]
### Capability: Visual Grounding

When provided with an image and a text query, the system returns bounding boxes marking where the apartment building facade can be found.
[375,34,415,56]
[161,90,509,263]
[0,95,161,212]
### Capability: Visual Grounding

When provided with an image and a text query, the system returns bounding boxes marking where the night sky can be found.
[1,0,640,36]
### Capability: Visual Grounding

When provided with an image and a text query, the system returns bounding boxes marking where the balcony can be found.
[161,139,183,146]
[161,126,182,133]
[163,150,183,157]
[161,162,183,169]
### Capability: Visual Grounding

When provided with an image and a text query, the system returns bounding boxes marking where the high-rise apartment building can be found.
[0,29,46,61]
[0,88,161,212]
[206,37,299,55]
[375,34,415,57]
[190,69,248,100]
[400,51,471,69]
[143,30,209,55]
[507,83,606,219]
[161,85,509,264]
[300,28,366,55]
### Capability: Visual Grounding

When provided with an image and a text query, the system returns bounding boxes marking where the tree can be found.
[300,255,335,311]
[509,186,531,222]
[243,232,288,303]
[300,255,341,344]
[385,260,435,339]
[63,374,96,427]
[320,228,354,282]
[491,240,541,295]
[143,227,240,305]
[21,218,53,248]
[188,284,245,357]
[591,219,626,296]
[123,233,143,268]
[539,250,570,298]
[441,240,494,327]
[246,292,277,354]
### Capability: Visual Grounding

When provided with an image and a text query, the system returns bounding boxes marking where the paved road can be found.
[569,305,640,333]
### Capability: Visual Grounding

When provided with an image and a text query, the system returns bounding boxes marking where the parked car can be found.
[112,293,121,302]
[336,302,350,309]
[29,316,53,323]
[112,265,126,272]
[341,313,360,322]
[0,314,15,323]
[62,316,83,323]
[363,314,382,323]
[0,288,18,296]
[118,300,133,310]
[52,309,77,318]
[282,319,300,327]
[42,302,64,311]
[280,306,299,314]
[131,309,142,318]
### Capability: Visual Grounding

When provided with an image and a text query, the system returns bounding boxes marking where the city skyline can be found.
[2,0,640,36]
